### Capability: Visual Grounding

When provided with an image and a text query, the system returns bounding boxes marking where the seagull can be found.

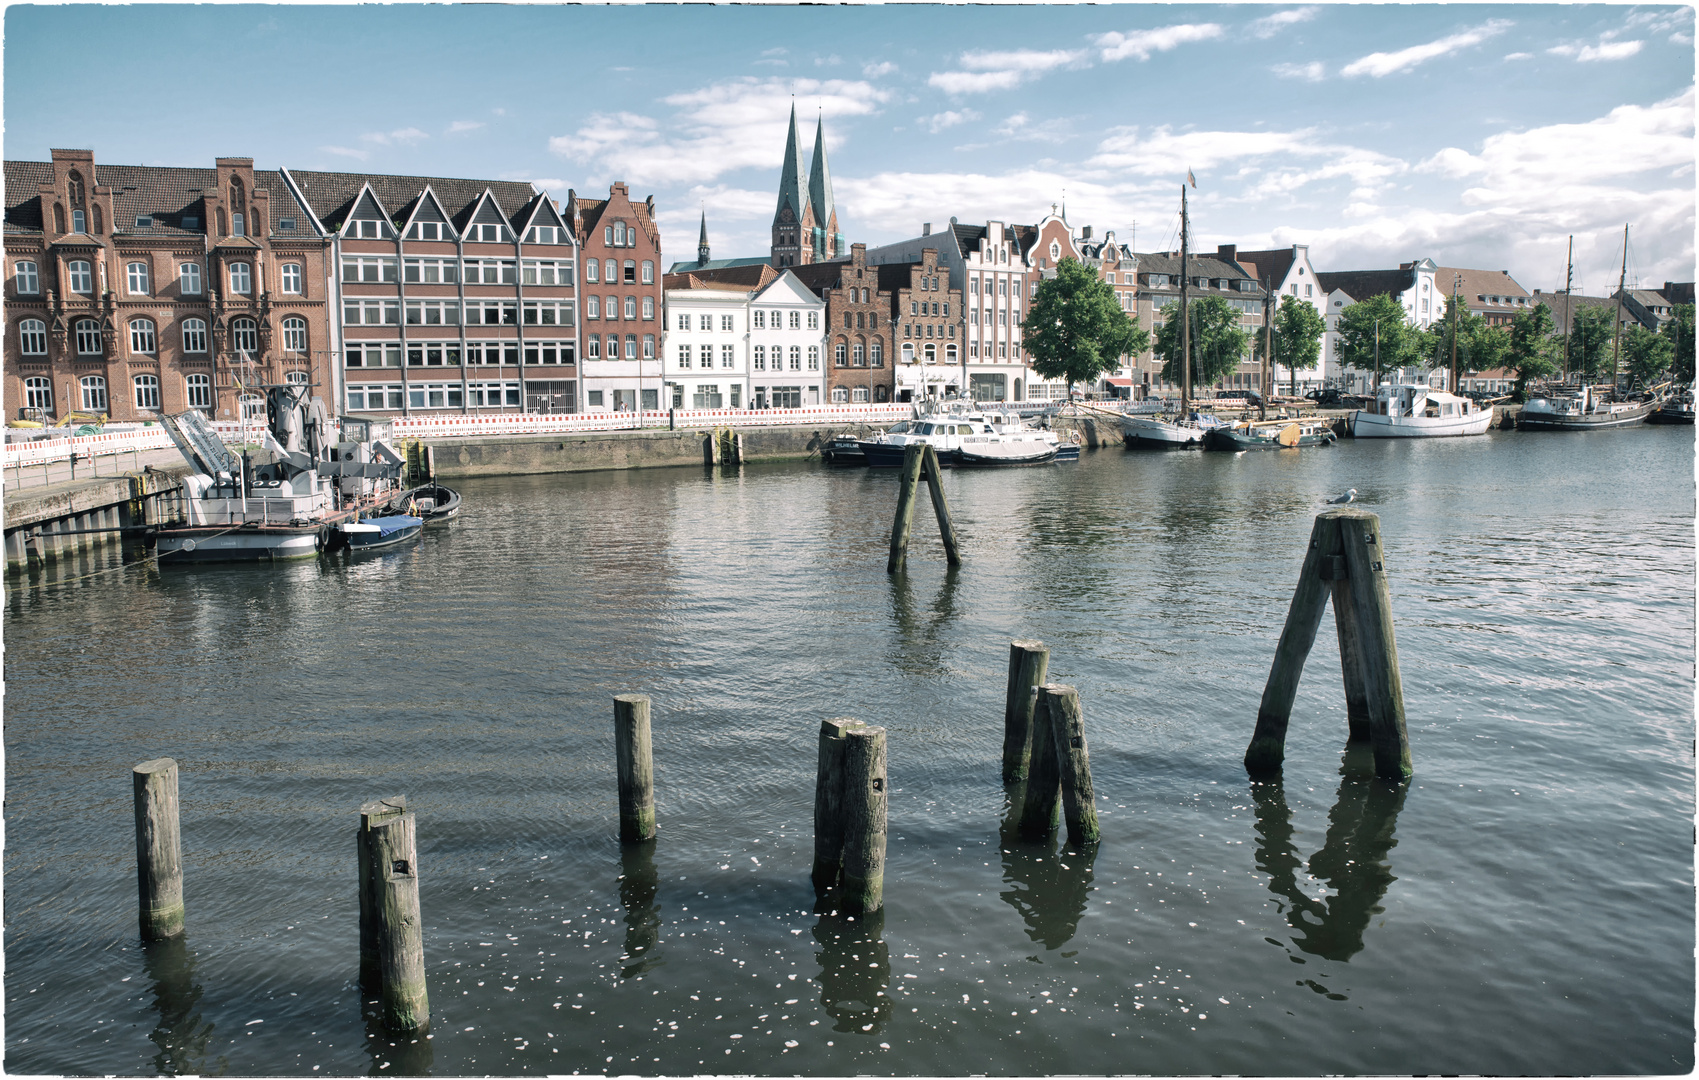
[1327,488,1358,505]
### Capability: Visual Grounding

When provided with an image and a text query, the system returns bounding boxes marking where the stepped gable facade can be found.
[790,244,894,403]
[4,149,331,423]
[282,168,577,416]
[566,182,663,411]
[866,246,963,402]
[770,107,845,269]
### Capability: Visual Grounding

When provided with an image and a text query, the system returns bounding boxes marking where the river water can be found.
[5,424,1693,1076]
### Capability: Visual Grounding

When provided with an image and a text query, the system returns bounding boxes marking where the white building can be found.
[1316,258,1441,392]
[1230,244,1327,394]
[748,272,826,408]
[661,268,825,410]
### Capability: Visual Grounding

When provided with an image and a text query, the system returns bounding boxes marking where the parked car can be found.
[1214,389,1262,405]
[1305,388,1349,407]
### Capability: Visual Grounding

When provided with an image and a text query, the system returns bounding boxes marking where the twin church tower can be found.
[769,104,845,268]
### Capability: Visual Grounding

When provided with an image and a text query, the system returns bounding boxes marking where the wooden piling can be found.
[921,445,961,566]
[838,725,889,913]
[357,796,429,1033]
[812,717,867,889]
[1018,687,1064,838]
[1336,513,1412,779]
[614,694,657,843]
[1001,641,1050,782]
[1044,685,1101,846]
[1330,574,1372,743]
[886,444,925,573]
[133,758,185,941]
[1244,515,1336,776]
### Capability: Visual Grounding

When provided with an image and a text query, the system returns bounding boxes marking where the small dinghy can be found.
[328,515,423,554]
[393,484,462,523]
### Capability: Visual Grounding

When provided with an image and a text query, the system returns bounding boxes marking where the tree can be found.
[1622,323,1676,387]
[1334,294,1420,387]
[1153,295,1250,389]
[1257,295,1326,395]
[1022,258,1149,400]
[1506,303,1560,400]
[1425,292,1506,390]
[1661,303,1695,383]
[1568,305,1616,383]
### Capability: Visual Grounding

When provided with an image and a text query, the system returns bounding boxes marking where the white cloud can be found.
[995,112,1071,144]
[1503,52,1533,61]
[1341,19,1512,78]
[447,120,485,135]
[927,109,981,133]
[928,69,1024,95]
[837,168,1136,238]
[1272,61,1326,81]
[1094,23,1224,62]
[1089,124,1406,194]
[1249,6,1319,39]
[361,127,429,146]
[320,145,370,161]
[1547,40,1644,62]
[863,61,896,78]
[815,54,843,67]
[760,47,787,57]
[959,48,1087,73]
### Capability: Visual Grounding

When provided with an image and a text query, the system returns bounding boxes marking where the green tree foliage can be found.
[1425,292,1507,387]
[1506,303,1560,399]
[1154,295,1250,389]
[1622,323,1676,387]
[1567,305,1617,383]
[1255,295,1327,395]
[1661,303,1695,383]
[1335,294,1419,386]
[1022,258,1149,398]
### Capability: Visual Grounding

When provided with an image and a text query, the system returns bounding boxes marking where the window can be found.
[281,263,303,294]
[613,222,626,246]
[625,335,637,360]
[229,262,252,295]
[624,297,637,320]
[835,342,848,366]
[807,311,819,330]
[282,317,307,353]
[15,261,38,294]
[72,209,87,234]
[19,319,47,355]
[585,260,599,283]
[676,313,689,330]
[807,346,819,371]
[185,373,212,409]
[231,318,258,354]
[179,263,202,295]
[721,345,733,368]
[605,295,619,320]
[80,375,107,411]
[692,384,723,410]
[753,345,765,371]
[721,314,734,332]
[587,297,600,319]
[902,342,915,363]
[124,262,151,296]
[854,342,866,366]
[586,336,602,360]
[129,318,157,354]
[678,344,693,369]
[699,314,712,331]
[789,345,802,371]
[832,387,849,403]
[68,260,93,294]
[789,311,801,330]
[75,319,102,355]
[624,261,636,284]
[641,261,654,284]
[644,335,656,359]
[753,310,766,329]
[605,259,617,281]
[475,223,508,243]
[25,376,52,410]
[852,387,869,403]
[182,318,207,353]
[642,296,655,320]
[133,374,161,410]
[240,394,265,420]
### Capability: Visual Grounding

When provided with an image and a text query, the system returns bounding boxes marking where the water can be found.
[6,426,1693,1076]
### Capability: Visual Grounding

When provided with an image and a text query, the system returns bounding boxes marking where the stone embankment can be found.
[428,421,888,478]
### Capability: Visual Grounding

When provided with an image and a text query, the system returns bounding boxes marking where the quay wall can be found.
[427,422,888,479]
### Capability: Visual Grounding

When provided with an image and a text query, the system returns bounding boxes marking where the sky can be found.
[5,3,1694,297]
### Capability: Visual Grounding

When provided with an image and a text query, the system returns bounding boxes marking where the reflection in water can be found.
[142,935,222,1076]
[618,841,663,978]
[886,566,960,676]
[1252,745,1408,961]
[812,907,892,1035]
[998,789,1098,952]
[363,1011,434,1076]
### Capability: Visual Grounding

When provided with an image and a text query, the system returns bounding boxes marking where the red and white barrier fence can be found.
[3,427,175,469]
[389,402,915,439]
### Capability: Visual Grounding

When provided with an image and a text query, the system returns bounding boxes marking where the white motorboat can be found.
[858,404,1063,467]
[1351,384,1494,438]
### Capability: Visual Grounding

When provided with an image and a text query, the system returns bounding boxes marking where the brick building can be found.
[568,182,664,412]
[281,169,577,417]
[790,244,894,404]
[770,106,845,269]
[4,149,332,423]
[1131,249,1265,394]
[873,247,963,402]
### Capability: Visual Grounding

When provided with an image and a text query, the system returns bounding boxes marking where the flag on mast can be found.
[1186,168,1197,188]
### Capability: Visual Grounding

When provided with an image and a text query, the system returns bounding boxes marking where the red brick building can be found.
[877,247,963,402]
[790,244,894,403]
[568,182,664,412]
[4,149,332,422]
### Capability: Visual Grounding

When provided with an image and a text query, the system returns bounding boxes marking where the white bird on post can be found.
[1327,488,1358,505]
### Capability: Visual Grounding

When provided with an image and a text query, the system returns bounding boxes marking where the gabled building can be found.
[282,168,579,416]
[789,244,895,404]
[1230,244,1325,394]
[1316,258,1441,392]
[567,182,663,412]
[868,247,963,403]
[1432,266,1531,327]
[660,264,826,410]
[1076,228,1143,397]
[1131,249,1265,396]
[5,148,332,423]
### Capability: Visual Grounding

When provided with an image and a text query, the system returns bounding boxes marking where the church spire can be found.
[774,103,809,224]
[807,114,836,258]
[697,209,710,267]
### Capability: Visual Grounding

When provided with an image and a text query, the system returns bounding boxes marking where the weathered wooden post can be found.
[614,694,657,843]
[812,717,866,889]
[1018,687,1064,837]
[886,445,925,573]
[1001,641,1050,782]
[921,445,961,566]
[133,758,185,940]
[839,725,889,912]
[1244,509,1412,781]
[357,796,429,1032]
[1044,685,1101,847]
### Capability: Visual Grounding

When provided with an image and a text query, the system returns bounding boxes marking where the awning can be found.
[1105,378,1135,386]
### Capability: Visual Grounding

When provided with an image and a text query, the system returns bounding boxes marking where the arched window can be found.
[133,374,161,410]
[185,373,212,410]
[92,204,103,235]
[901,342,915,363]
[231,318,258,354]
[871,340,883,367]
[127,261,150,295]
[614,222,626,246]
[67,171,84,207]
[67,260,93,294]
[182,318,208,353]
[285,371,310,386]
[14,261,39,295]
[945,343,958,364]
[79,375,107,412]
[874,384,889,403]
[834,341,847,367]
[229,262,252,295]
[53,205,66,234]
[179,262,202,295]
[924,343,937,364]
[75,318,102,355]
[853,341,866,366]
[24,376,52,411]
[641,261,654,284]
[18,318,47,355]
[281,316,307,353]
[831,387,848,403]
[129,318,157,355]
[229,177,246,236]
[72,209,86,233]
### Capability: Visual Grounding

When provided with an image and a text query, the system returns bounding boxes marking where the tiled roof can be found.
[662,263,776,290]
[787,259,853,294]
[3,160,53,234]
[1434,266,1529,308]
[1527,290,1617,327]
[1231,247,1298,287]
[665,256,770,275]
[573,191,659,247]
[4,159,311,241]
[1315,267,1415,303]
[286,169,540,233]
[1134,251,1256,283]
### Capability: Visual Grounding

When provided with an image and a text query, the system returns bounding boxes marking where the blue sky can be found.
[6,4,1693,294]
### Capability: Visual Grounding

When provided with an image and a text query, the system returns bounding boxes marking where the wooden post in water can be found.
[1018,686,1064,837]
[1244,509,1412,780]
[886,444,925,573]
[812,717,867,889]
[614,694,657,843]
[357,796,429,1033]
[921,445,962,566]
[133,758,185,940]
[1001,641,1050,782]
[1044,685,1101,846]
[838,725,889,913]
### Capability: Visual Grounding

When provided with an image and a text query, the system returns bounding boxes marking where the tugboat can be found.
[1518,384,1656,431]
[152,384,416,562]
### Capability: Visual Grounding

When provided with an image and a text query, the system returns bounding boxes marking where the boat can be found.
[1517,384,1656,431]
[984,408,1078,461]
[954,441,1057,467]
[151,384,409,562]
[1646,386,1695,425]
[390,483,462,522]
[821,433,869,466]
[328,514,423,554]
[1121,181,1217,450]
[1351,384,1495,438]
[1203,418,1338,451]
[858,404,1066,468]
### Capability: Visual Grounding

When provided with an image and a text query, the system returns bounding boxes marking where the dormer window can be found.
[352,219,385,240]
[475,223,507,243]
[135,216,153,228]
[278,218,296,231]
[408,222,445,240]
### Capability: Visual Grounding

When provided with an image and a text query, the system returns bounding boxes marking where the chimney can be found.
[852,242,866,262]
[922,222,932,236]
[1217,244,1237,263]
[1081,225,1092,240]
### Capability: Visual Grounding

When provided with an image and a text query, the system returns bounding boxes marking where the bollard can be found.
[1044,685,1100,847]
[1245,509,1412,780]
[812,717,867,889]
[614,694,657,842]
[1018,687,1064,838]
[838,725,889,912]
[133,758,185,940]
[357,796,429,1033]
[1001,641,1050,783]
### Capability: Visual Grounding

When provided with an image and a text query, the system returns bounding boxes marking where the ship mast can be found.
[1609,224,1628,386]
[1562,235,1574,383]
[1449,273,1460,397]
[1179,184,1190,418]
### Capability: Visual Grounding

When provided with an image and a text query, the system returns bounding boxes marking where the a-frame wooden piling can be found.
[887,444,960,573]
